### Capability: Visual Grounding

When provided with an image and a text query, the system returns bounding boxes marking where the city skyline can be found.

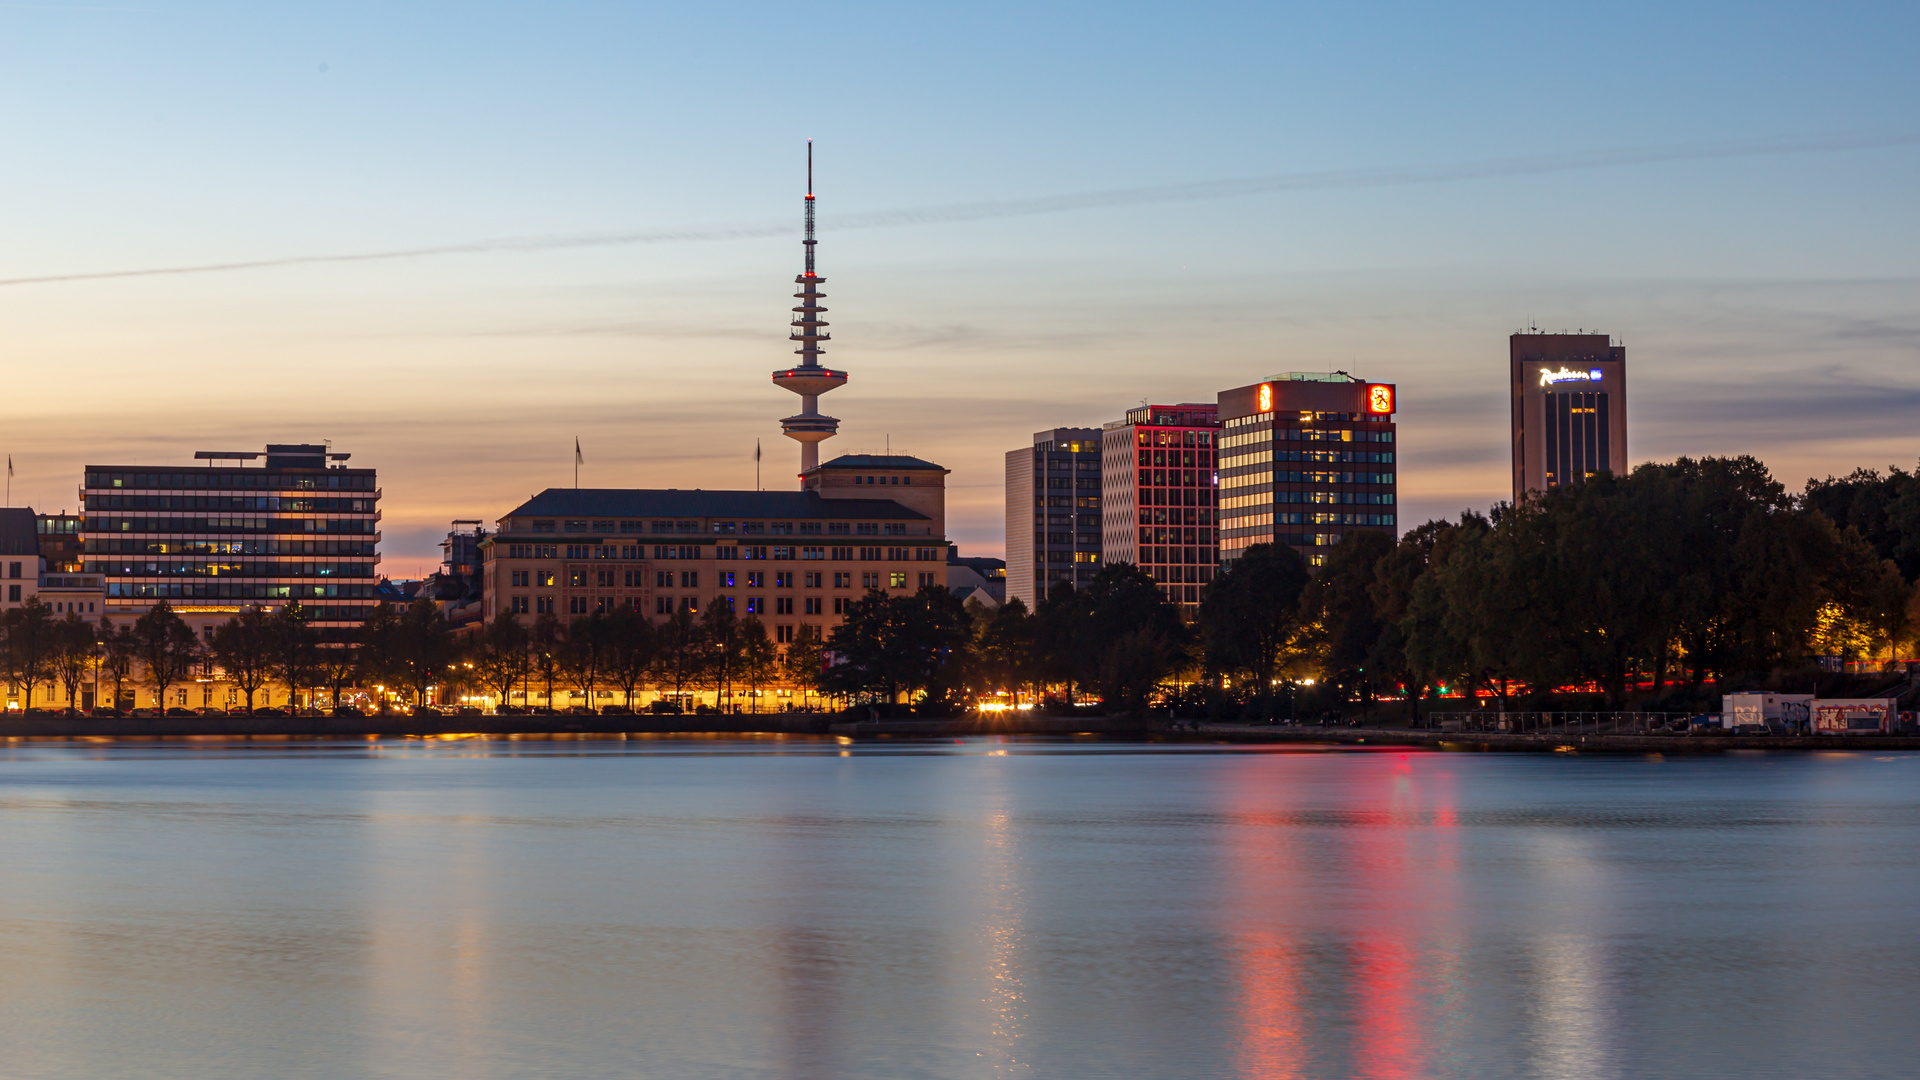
[2,1,1914,569]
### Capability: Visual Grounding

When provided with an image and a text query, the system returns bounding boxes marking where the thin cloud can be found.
[4,129,1915,289]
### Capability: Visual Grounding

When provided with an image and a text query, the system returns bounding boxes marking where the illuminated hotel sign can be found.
[1257,384,1273,412]
[1539,366,1604,387]
[1365,384,1394,415]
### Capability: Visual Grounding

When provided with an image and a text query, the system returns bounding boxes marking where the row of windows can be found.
[1140,487,1215,508]
[1137,507,1213,526]
[526,519,909,536]
[501,544,944,563]
[1138,527,1216,546]
[1220,426,1396,447]
[508,569,936,591]
[1138,468,1211,488]
[1221,471,1395,488]
[87,472,376,492]
[85,562,376,578]
[1221,449,1395,467]
[85,539,378,557]
[507,574,940,616]
[1220,491,1398,513]
[85,495,375,512]
[1134,430,1216,448]
[88,517,379,535]
[104,582,377,599]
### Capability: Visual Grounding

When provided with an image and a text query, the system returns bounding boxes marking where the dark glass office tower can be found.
[1510,332,1628,501]
[1216,374,1398,570]
[81,444,381,640]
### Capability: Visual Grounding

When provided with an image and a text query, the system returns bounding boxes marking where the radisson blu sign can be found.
[1538,366,1604,387]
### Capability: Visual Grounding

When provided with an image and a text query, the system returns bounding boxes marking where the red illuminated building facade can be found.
[1216,374,1397,569]
[1100,403,1220,607]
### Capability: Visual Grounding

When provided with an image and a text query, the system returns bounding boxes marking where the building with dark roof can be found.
[483,453,950,654]
[80,443,381,641]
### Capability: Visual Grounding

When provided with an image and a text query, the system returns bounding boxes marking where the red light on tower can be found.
[1366,384,1394,415]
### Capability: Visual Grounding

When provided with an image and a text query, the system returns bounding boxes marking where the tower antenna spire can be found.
[772,141,845,482]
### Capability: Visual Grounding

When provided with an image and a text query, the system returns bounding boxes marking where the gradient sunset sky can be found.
[2,1,1915,572]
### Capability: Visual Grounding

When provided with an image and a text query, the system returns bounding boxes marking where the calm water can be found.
[0,738,1914,1080]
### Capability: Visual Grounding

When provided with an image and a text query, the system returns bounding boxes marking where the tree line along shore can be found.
[3,454,1919,723]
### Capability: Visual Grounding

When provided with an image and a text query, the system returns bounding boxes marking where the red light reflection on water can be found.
[1224,751,1464,1080]
[1222,754,1307,1080]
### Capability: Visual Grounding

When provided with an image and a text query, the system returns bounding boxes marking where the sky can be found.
[1,0,1915,573]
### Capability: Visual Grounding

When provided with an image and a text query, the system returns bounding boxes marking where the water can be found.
[0,738,1913,1080]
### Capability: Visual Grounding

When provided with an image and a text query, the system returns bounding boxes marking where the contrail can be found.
[3,129,1914,289]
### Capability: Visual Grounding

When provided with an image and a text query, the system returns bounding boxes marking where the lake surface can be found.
[0,737,1913,1080]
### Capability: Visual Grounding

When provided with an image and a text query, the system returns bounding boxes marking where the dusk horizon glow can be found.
[3,0,1914,571]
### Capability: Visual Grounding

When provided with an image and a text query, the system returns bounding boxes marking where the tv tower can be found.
[772,141,846,480]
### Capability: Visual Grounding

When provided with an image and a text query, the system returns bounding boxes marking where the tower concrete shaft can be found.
[772,142,846,482]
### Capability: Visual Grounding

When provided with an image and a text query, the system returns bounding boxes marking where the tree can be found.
[600,605,657,710]
[356,601,402,711]
[527,610,565,709]
[652,607,705,706]
[975,598,1035,704]
[780,624,825,708]
[100,618,138,712]
[821,586,976,708]
[3,599,57,712]
[131,600,200,713]
[1301,530,1395,712]
[737,616,779,712]
[1077,565,1189,716]
[1198,544,1312,715]
[209,606,276,713]
[473,612,529,709]
[268,601,319,711]
[393,598,460,707]
[49,613,99,716]
[560,610,609,711]
[319,644,360,713]
[698,602,742,710]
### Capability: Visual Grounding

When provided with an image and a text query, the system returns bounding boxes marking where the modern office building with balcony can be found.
[80,443,381,640]
[1216,374,1397,569]
[1100,403,1220,608]
[1004,428,1102,609]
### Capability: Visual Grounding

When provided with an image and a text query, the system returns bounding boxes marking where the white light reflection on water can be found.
[975,752,1030,1076]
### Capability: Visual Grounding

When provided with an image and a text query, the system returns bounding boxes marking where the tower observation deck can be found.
[772,142,847,480]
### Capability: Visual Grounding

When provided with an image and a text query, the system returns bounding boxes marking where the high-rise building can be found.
[1101,403,1220,608]
[80,443,382,641]
[1217,374,1398,569]
[1510,332,1627,502]
[1004,428,1102,609]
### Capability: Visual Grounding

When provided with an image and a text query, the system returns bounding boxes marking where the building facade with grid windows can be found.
[1216,374,1398,569]
[80,444,380,642]
[1100,403,1219,608]
[483,455,948,644]
[1004,429,1102,610]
